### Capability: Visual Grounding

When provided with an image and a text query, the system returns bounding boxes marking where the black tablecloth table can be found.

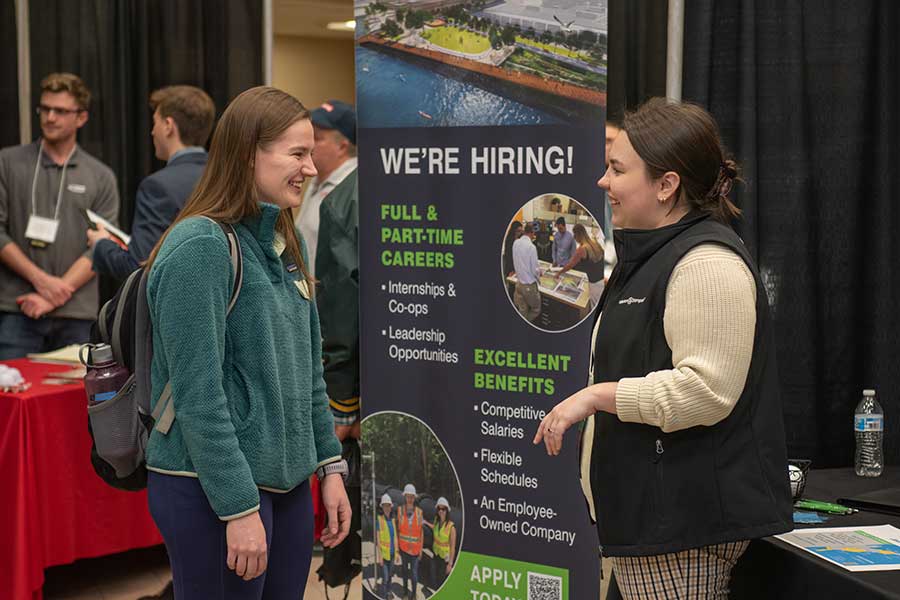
[731,467,900,600]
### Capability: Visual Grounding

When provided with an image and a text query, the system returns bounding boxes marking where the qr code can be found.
[527,571,562,600]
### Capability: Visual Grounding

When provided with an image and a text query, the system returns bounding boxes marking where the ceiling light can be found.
[326,20,356,32]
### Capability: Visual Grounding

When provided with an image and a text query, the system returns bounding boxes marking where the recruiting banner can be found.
[356,2,607,598]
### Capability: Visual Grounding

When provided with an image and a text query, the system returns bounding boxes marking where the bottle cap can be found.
[863,389,876,396]
[92,343,114,364]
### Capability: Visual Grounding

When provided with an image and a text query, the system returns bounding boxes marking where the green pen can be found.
[794,499,857,515]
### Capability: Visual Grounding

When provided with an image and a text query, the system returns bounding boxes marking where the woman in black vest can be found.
[534,99,792,599]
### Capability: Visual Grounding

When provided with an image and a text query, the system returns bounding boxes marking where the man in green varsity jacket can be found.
[304,100,359,440]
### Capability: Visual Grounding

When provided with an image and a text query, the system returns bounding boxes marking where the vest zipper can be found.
[654,438,666,530]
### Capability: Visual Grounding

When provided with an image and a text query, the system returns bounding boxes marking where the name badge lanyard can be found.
[27,140,76,247]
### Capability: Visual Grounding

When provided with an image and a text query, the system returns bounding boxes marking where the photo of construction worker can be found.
[423,497,457,591]
[361,412,463,599]
[376,494,400,598]
[397,484,425,598]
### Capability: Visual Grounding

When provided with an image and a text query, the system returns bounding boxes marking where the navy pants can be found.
[148,471,314,600]
[400,550,419,597]
[380,560,394,596]
[430,554,448,591]
[0,312,92,360]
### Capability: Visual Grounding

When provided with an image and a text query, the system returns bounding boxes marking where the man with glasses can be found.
[0,72,119,359]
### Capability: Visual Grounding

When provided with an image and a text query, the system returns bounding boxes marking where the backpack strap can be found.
[97,301,111,344]
[324,583,351,600]
[154,220,243,435]
[109,268,143,367]
[152,381,174,432]
[133,270,154,414]
[218,222,243,313]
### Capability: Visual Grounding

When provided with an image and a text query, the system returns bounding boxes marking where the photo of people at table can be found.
[361,412,463,600]
[501,194,605,332]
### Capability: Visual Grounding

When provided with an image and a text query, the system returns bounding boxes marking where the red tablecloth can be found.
[0,359,163,600]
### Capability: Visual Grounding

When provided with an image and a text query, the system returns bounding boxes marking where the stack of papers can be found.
[776,525,900,571]
[27,344,84,365]
[47,366,86,380]
[86,209,131,245]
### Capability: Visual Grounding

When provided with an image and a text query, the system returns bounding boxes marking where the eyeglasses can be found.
[36,104,83,117]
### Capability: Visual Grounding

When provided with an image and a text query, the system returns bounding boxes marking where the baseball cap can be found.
[310,100,357,145]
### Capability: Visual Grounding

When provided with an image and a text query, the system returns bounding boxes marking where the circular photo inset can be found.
[501,193,605,332]
[361,411,464,600]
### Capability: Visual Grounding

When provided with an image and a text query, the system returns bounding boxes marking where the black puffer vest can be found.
[589,212,792,556]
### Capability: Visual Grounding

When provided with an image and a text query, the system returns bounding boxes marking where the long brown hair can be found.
[573,224,603,262]
[146,86,312,285]
[624,98,741,223]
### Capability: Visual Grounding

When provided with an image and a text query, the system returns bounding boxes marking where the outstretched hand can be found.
[533,382,617,455]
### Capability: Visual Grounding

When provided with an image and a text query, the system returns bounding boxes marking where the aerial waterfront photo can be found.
[354,0,607,127]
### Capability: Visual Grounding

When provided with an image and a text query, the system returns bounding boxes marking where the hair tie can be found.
[708,161,736,200]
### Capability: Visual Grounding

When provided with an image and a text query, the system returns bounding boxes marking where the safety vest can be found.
[397,507,423,555]
[377,514,394,560]
[433,520,454,560]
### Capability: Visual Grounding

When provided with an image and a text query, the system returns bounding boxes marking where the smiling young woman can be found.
[142,87,351,600]
[253,117,317,210]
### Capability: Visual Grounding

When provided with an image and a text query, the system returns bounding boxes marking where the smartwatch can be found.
[316,459,349,482]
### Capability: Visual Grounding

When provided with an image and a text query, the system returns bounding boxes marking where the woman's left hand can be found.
[320,473,352,548]
[534,382,617,456]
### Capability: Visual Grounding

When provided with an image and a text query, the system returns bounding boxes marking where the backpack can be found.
[317,438,362,599]
[86,220,243,490]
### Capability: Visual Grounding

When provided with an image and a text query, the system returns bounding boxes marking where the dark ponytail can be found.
[624,98,742,223]
[702,159,741,222]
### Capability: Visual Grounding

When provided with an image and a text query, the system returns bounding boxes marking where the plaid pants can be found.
[610,541,749,600]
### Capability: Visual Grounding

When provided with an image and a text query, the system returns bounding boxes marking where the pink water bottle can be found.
[84,344,130,406]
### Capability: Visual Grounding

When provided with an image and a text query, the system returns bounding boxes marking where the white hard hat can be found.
[403,484,417,496]
[436,497,449,509]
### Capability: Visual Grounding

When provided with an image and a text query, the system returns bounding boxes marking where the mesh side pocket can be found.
[87,376,147,478]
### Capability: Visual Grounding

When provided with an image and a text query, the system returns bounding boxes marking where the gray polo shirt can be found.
[0,141,119,320]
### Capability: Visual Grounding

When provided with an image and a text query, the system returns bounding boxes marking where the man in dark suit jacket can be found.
[87,86,215,280]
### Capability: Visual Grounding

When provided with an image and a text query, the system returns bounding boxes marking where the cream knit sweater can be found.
[614,243,757,432]
[580,243,757,520]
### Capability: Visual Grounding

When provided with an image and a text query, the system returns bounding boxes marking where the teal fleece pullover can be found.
[145,203,341,520]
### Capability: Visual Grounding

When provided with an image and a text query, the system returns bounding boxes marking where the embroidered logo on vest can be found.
[618,297,646,305]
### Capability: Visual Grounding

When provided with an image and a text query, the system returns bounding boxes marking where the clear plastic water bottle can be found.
[854,389,884,477]
[84,344,130,407]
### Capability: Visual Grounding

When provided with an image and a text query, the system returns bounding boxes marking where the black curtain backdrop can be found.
[1,1,19,149]
[683,1,900,467]
[27,0,263,233]
[606,0,668,123]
